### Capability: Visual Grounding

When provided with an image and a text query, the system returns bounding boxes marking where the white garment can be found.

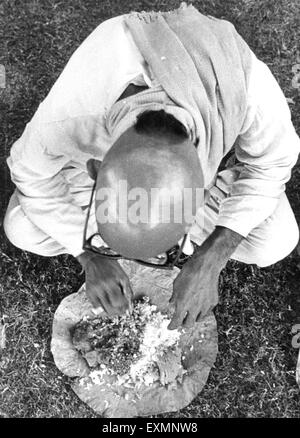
[6,15,300,257]
[4,167,299,267]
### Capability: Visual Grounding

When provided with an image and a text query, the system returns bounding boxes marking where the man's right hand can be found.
[77,252,133,316]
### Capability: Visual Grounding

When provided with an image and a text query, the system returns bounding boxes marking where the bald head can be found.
[101,125,199,186]
[89,119,204,259]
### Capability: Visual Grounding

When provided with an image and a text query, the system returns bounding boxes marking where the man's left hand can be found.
[168,226,244,330]
[168,244,220,329]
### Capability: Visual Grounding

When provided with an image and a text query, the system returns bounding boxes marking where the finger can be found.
[86,284,114,315]
[104,282,131,316]
[86,287,103,309]
[102,290,126,316]
[169,282,180,304]
[96,293,111,315]
[168,306,187,330]
[196,313,202,322]
[120,278,134,303]
[196,308,209,323]
[182,311,197,329]
[169,291,176,304]
[196,304,214,322]
[117,278,133,314]
[104,279,127,304]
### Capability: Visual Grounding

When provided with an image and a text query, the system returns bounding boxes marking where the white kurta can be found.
[5,15,300,261]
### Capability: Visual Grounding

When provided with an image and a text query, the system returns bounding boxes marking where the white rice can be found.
[79,300,181,388]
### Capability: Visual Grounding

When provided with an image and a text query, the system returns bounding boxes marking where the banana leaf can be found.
[51,260,218,417]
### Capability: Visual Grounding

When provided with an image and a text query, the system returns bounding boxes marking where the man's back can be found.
[5,6,300,258]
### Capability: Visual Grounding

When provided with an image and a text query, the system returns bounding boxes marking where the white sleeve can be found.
[216,53,300,236]
[7,122,95,257]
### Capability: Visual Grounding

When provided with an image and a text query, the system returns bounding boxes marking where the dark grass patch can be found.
[0,0,300,418]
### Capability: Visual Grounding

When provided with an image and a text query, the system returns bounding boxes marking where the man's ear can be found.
[87,159,102,181]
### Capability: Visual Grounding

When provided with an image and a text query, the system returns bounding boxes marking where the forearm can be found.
[8,125,87,257]
[218,54,300,238]
[169,226,241,329]
[194,226,244,270]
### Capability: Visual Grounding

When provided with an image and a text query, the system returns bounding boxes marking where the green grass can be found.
[0,0,300,418]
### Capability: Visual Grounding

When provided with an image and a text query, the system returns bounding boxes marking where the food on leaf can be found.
[72,297,183,386]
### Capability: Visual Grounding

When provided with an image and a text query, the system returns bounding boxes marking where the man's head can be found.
[87,110,204,259]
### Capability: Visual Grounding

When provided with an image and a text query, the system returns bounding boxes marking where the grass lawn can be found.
[0,0,300,418]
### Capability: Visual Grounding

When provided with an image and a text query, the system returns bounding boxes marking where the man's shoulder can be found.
[28,13,145,130]
[79,14,127,46]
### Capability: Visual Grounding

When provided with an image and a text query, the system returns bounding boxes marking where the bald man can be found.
[4,8,300,329]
